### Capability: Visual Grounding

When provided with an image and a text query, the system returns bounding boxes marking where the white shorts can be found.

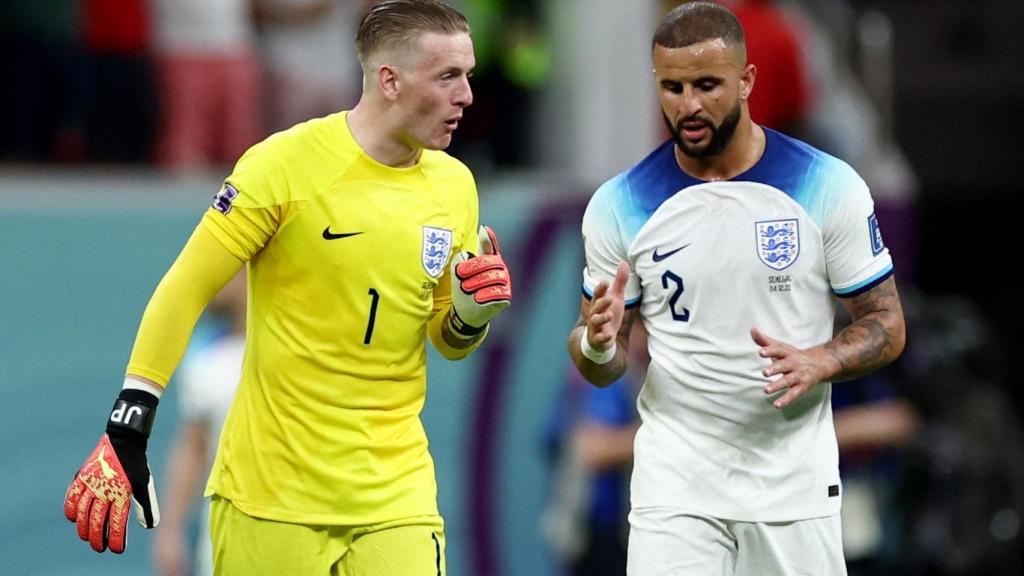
[627,507,847,576]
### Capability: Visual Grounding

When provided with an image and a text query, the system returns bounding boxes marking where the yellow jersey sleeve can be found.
[201,134,296,261]
[125,224,245,386]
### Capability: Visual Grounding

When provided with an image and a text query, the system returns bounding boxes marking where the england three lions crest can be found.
[756,219,800,271]
[422,226,453,278]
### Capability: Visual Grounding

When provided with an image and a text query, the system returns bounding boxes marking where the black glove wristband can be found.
[448,307,487,336]
[106,388,159,439]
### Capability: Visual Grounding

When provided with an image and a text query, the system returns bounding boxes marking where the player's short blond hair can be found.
[356,0,470,72]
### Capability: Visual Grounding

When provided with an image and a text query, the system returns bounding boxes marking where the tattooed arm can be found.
[824,276,906,380]
[751,276,906,409]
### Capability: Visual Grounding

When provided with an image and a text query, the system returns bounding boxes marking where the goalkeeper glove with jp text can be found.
[64,388,161,553]
[449,225,512,336]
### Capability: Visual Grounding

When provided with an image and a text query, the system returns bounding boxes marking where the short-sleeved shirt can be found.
[581,128,893,522]
[202,111,480,526]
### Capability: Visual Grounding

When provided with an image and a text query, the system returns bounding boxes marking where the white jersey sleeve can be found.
[581,174,642,306]
[818,164,893,296]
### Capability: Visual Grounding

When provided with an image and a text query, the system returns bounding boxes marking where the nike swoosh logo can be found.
[322,227,363,240]
[652,244,690,262]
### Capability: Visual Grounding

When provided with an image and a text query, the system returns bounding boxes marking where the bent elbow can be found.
[887,314,907,363]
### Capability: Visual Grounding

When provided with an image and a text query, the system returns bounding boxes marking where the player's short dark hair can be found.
[653,1,746,51]
[356,0,470,67]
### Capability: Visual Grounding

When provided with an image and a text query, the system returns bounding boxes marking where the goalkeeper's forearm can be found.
[428,304,488,360]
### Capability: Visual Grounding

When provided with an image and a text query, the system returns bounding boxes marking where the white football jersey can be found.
[581,129,893,522]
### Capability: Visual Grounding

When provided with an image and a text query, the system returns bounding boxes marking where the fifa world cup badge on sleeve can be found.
[213,184,240,214]
[868,213,885,256]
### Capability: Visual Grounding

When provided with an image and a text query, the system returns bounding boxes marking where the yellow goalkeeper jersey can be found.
[200,112,479,525]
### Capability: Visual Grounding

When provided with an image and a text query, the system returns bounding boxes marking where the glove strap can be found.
[448,307,487,337]
[106,389,159,439]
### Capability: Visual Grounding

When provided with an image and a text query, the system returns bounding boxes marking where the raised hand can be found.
[449,225,512,335]
[586,261,630,353]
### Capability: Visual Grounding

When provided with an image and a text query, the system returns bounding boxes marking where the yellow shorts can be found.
[209,497,446,576]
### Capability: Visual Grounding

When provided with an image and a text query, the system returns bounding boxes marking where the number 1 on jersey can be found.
[364,288,380,344]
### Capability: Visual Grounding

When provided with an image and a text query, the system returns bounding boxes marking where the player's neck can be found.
[675,121,765,182]
[347,104,421,168]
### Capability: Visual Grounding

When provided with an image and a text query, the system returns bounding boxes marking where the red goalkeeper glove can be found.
[64,389,161,553]
[449,225,512,336]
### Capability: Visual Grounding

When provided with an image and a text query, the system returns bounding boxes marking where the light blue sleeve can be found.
[794,154,892,293]
[816,158,894,295]
[581,174,643,305]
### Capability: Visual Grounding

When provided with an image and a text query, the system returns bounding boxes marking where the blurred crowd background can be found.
[2,1,1023,575]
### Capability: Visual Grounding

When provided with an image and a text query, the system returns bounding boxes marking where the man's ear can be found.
[740,63,756,101]
[378,65,401,100]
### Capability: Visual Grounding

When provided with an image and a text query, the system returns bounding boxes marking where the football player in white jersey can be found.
[567,3,905,575]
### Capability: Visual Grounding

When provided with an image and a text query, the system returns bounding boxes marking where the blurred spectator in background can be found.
[253,0,366,133]
[832,372,919,576]
[151,0,264,172]
[0,0,89,161]
[544,325,647,576]
[895,295,1024,576]
[80,0,157,162]
[729,0,812,137]
[453,0,551,171]
[152,272,245,576]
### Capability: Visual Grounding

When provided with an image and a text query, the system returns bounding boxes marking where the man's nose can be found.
[678,86,702,118]
[455,76,473,108]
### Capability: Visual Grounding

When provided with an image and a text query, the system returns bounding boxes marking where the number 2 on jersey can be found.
[364,288,380,344]
[661,271,690,322]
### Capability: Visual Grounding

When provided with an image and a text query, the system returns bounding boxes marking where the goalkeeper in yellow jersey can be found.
[62,1,512,574]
